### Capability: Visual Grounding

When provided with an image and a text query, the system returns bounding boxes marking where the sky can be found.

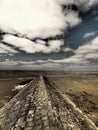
[0,0,98,71]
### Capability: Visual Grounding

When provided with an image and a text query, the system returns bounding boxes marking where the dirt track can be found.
[0,76,97,130]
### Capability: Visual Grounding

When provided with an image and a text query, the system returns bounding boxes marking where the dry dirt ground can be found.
[0,77,33,108]
[0,76,97,130]
[0,74,98,128]
[49,74,98,127]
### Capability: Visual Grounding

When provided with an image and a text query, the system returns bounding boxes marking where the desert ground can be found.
[49,74,98,127]
[0,76,33,108]
[0,71,98,127]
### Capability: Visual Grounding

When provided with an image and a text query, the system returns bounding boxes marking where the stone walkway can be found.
[0,76,97,130]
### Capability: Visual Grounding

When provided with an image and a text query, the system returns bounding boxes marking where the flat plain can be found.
[0,71,98,127]
[49,74,98,126]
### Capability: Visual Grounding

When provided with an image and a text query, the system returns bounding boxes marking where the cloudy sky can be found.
[0,0,98,71]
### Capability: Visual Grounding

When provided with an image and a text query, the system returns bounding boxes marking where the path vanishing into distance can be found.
[0,75,98,130]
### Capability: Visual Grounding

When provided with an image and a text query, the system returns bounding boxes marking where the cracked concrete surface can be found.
[0,75,98,130]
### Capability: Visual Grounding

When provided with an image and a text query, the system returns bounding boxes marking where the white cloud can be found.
[0,0,98,70]
[3,34,64,53]
[0,0,84,55]
[0,0,81,39]
[0,60,62,70]
[0,43,17,55]
[1,35,98,66]
[63,47,74,52]
[39,35,98,64]
[95,16,98,21]
[88,0,98,7]
[0,0,97,42]
[62,35,98,64]
[85,53,98,59]
[83,32,96,39]
[0,58,98,71]
[73,0,98,11]
[48,40,64,53]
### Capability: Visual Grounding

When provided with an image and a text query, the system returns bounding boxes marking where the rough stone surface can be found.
[0,75,98,130]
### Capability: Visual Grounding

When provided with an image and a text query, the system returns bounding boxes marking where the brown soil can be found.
[49,75,98,127]
[0,77,33,108]
[0,74,98,127]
